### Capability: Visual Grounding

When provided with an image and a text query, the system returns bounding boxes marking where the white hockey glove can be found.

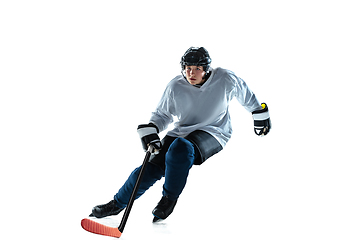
[252,103,271,136]
[137,123,162,153]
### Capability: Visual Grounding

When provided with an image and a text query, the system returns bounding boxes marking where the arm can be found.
[229,71,271,136]
[149,84,174,133]
[137,83,175,152]
[229,71,262,112]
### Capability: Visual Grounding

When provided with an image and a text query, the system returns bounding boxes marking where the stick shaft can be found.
[118,146,153,233]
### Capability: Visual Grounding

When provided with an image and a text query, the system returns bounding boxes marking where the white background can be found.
[1,0,359,239]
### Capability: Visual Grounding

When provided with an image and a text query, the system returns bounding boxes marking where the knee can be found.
[165,138,195,166]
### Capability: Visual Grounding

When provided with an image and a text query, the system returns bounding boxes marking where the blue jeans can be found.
[114,138,199,208]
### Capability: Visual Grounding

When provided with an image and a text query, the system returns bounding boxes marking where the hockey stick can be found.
[81,145,154,238]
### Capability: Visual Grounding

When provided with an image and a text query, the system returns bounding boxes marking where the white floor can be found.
[1,1,359,239]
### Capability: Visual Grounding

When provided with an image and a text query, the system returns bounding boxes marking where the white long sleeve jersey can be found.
[149,67,262,147]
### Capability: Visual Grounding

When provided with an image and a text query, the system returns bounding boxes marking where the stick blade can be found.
[81,218,122,238]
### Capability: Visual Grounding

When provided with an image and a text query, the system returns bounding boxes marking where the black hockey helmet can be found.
[180,47,212,72]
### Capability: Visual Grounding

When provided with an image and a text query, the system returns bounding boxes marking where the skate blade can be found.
[152,216,164,223]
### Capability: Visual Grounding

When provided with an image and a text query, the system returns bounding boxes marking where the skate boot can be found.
[152,196,177,222]
[89,200,124,218]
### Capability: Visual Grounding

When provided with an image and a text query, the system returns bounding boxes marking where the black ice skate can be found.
[89,200,124,218]
[152,196,177,222]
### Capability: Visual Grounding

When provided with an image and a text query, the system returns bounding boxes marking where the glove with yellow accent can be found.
[252,103,271,136]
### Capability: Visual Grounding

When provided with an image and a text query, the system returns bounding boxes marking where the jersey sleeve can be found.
[228,71,263,112]
[149,84,175,132]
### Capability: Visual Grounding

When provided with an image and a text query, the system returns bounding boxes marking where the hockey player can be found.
[89,47,271,222]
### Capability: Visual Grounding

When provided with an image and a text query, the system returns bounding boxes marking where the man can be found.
[89,47,271,222]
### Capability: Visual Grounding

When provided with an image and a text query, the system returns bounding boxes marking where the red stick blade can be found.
[81,218,122,238]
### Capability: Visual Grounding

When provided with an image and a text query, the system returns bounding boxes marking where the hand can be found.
[137,123,162,153]
[252,103,271,136]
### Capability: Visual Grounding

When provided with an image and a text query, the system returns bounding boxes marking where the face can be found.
[185,65,206,85]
